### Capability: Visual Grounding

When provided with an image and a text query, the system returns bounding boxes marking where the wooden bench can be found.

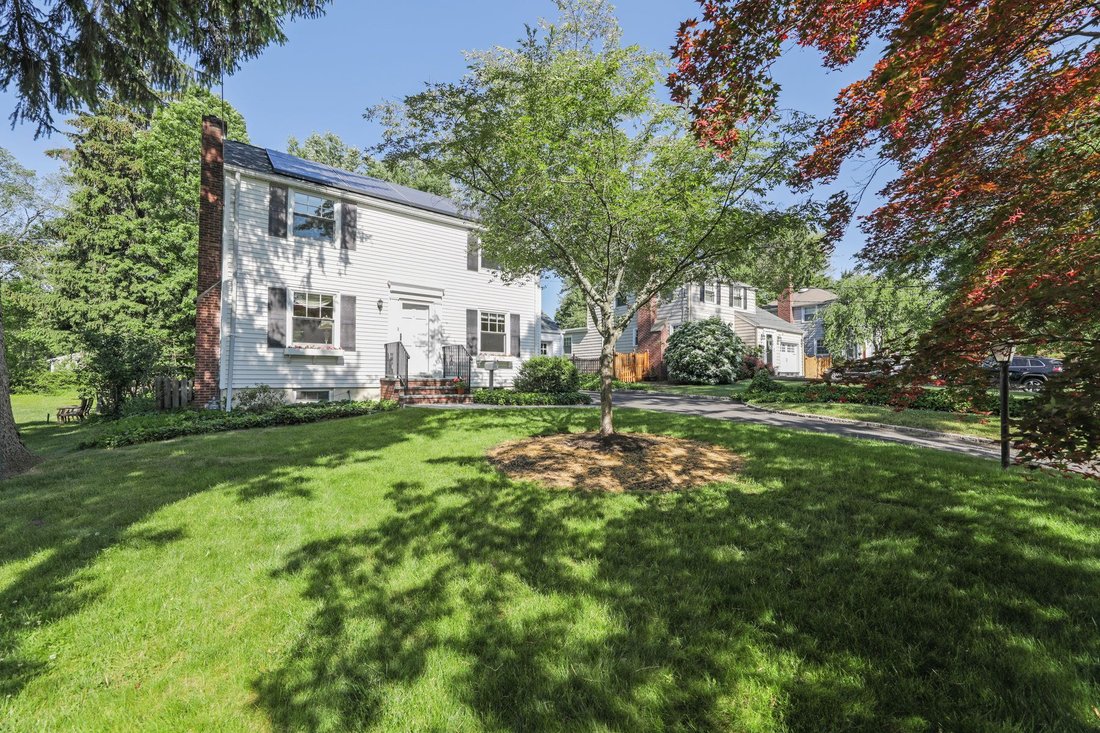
[57,397,91,424]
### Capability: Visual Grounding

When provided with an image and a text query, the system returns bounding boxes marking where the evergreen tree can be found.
[554,283,588,329]
[52,90,248,366]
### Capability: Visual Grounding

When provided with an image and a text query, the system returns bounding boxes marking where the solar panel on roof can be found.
[265,148,466,219]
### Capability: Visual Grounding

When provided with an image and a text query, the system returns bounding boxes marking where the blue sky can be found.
[0,0,880,314]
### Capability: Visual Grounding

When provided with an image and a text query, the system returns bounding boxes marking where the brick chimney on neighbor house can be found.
[776,282,794,323]
[635,296,669,380]
[194,115,226,407]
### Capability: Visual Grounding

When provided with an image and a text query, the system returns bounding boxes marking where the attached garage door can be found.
[777,340,800,375]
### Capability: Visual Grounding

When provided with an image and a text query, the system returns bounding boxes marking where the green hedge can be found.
[80,400,399,449]
[577,374,647,391]
[472,389,592,406]
[513,356,580,393]
[745,381,1021,415]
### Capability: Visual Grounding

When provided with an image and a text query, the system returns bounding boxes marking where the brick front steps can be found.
[380,378,472,406]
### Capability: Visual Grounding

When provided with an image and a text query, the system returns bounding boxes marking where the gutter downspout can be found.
[224,170,242,411]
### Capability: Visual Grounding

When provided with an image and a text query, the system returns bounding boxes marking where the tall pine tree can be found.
[53,90,248,370]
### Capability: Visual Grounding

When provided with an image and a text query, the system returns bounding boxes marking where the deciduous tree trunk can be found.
[0,298,40,478]
[598,332,617,437]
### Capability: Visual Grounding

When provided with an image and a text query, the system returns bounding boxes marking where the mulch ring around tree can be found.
[486,431,743,493]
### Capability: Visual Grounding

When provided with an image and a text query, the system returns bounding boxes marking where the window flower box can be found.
[284,345,344,357]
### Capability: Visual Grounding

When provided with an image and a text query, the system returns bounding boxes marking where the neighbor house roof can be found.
[763,287,837,310]
[540,314,562,335]
[738,308,805,335]
[223,140,471,222]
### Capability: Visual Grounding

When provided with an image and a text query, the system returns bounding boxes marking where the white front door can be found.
[398,302,432,375]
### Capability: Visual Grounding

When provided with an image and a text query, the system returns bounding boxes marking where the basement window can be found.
[296,389,332,403]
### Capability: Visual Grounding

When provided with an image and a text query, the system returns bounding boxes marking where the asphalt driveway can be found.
[603,391,1000,461]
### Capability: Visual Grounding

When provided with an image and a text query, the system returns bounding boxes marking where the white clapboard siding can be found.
[219,172,539,394]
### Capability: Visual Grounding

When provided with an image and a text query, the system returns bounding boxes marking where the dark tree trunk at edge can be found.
[0,296,40,478]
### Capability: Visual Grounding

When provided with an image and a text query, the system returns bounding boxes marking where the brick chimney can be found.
[776,282,794,323]
[635,296,669,380]
[194,115,226,407]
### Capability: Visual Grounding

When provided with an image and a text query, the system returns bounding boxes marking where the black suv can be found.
[982,355,1063,392]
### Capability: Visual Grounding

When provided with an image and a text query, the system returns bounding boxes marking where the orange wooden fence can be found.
[613,352,649,383]
[803,356,832,380]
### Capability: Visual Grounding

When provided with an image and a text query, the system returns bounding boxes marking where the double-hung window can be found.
[731,285,747,308]
[704,282,716,303]
[480,311,506,353]
[292,291,336,346]
[293,192,336,241]
[563,335,573,355]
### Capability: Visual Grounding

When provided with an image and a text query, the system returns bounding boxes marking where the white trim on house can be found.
[215,165,540,403]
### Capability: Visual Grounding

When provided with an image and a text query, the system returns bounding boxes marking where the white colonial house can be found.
[564,282,805,378]
[194,116,541,407]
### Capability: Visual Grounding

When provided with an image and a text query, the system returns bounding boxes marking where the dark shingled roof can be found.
[223,140,472,222]
[738,307,805,335]
[540,314,563,334]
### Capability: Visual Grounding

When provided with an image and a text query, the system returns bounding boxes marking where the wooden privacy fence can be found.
[153,376,194,410]
[614,352,648,383]
[570,353,650,383]
[804,355,833,380]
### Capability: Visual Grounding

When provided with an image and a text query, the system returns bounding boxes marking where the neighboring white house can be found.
[763,287,875,363]
[565,282,805,377]
[539,314,565,357]
[194,116,541,407]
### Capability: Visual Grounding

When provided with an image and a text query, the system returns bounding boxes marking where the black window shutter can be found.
[466,231,479,271]
[699,282,705,302]
[341,202,357,250]
[715,283,721,303]
[510,314,521,357]
[267,287,287,347]
[728,284,735,306]
[340,295,356,351]
[466,309,479,354]
[268,184,288,238]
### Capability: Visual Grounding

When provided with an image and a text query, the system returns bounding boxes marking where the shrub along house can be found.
[194,116,541,407]
[566,282,805,378]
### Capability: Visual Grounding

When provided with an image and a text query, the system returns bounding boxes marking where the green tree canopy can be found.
[554,282,588,329]
[0,147,61,474]
[288,131,453,198]
[822,274,942,358]
[1,0,328,135]
[374,0,827,435]
[52,88,248,366]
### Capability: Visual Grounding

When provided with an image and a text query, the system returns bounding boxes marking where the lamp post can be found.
[990,342,1014,469]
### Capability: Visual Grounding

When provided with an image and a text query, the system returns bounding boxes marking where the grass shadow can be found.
[252,409,1100,731]
[0,408,443,701]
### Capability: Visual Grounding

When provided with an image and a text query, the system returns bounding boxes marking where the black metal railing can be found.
[442,343,473,385]
[570,356,601,374]
[384,341,409,389]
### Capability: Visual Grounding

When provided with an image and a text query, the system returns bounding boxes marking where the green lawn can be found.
[751,401,1002,439]
[11,391,86,457]
[1,404,1098,731]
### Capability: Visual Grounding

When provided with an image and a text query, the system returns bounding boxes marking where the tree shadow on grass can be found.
[0,408,443,700]
[253,411,1100,732]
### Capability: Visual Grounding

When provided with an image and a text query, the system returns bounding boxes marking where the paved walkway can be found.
[601,391,1000,460]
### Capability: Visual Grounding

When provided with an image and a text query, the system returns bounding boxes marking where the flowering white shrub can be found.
[664,317,745,384]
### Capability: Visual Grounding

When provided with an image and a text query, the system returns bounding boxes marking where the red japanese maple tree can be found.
[670,0,1100,466]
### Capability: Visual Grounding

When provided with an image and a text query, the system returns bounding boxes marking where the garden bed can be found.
[79,400,398,449]
[472,389,591,406]
[487,431,742,492]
